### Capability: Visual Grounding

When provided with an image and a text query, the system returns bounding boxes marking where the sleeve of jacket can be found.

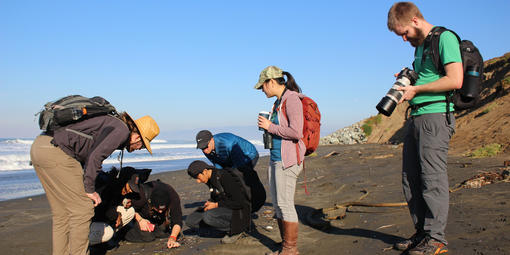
[268,94,303,141]
[83,123,130,193]
[217,173,246,210]
[165,184,183,228]
[206,153,223,169]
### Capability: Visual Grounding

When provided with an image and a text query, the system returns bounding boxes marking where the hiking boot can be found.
[220,232,247,244]
[394,232,425,251]
[408,236,448,255]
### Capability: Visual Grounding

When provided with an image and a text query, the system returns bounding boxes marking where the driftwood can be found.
[305,190,407,229]
[323,151,339,158]
[450,170,510,193]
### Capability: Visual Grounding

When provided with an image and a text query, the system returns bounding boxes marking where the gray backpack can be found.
[37,95,118,132]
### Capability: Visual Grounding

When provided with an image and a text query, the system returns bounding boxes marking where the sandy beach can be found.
[1,143,509,255]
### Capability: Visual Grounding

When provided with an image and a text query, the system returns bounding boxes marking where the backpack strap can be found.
[414,26,458,124]
[423,26,461,76]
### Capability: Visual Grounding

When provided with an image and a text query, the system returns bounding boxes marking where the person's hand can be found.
[86,192,102,207]
[203,201,218,212]
[115,213,122,228]
[167,238,181,249]
[138,218,153,232]
[397,85,418,103]
[258,116,271,131]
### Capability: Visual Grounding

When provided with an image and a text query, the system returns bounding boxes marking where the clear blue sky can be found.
[1,0,509,139]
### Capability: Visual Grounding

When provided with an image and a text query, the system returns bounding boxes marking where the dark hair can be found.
[119,112,139,134]
[270,71,301,93]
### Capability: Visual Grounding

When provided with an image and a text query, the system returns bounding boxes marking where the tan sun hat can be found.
[130,115,159,154]
[254,65,284,89]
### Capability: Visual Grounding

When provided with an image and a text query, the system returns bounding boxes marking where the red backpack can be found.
[282,95,320,195]
[282,96,321,158]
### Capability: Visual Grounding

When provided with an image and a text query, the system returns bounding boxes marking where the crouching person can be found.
[89,198,135,246]
[89,169,141,246]
[124,180,183,249]
[186,160,251,244]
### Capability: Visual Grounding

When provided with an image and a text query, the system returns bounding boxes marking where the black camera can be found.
[376,67,418,116]
[263,131,273,149]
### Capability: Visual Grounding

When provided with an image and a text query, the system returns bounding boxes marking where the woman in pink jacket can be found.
[256,66,305,255]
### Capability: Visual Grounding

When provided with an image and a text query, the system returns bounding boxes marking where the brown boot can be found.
[266,220,299,255]
[280,221,299,255]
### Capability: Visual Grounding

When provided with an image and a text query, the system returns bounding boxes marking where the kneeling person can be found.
[186,160,251,244]
[125,180,183,249]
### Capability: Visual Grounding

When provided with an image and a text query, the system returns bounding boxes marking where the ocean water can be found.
[0,137,266,201]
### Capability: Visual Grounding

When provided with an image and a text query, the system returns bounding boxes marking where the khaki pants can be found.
[30,135,94,255]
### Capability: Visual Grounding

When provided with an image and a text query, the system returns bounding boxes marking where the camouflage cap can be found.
[254,66,284,89]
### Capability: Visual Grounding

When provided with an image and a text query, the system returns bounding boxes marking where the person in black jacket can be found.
[124,180,183,249]
[89,167,146,246]
[185,160,251,244]
[30,112,159,255]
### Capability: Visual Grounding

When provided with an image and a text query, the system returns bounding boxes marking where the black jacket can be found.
[93,178,125,226]
[209,169,251,234]
[131,180,183,229]
[51,115,130,193]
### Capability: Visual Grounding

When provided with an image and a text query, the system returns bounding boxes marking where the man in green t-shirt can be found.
[386,2,463,255]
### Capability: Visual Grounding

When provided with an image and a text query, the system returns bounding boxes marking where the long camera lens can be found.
[376,67,418,116]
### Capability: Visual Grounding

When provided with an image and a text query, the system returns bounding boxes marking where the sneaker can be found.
[408,236,448,255]
[221,232,247,244]
[394,232,425,251]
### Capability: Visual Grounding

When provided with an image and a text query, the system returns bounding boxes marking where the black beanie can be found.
[187,160,213,178]
[150,188,170,210]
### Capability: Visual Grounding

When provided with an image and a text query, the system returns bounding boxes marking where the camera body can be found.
[376,67,418,116]
[259,111,273,149]
[263,131,273,149]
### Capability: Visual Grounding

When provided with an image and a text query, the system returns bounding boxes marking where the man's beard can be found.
[409,27,426,47]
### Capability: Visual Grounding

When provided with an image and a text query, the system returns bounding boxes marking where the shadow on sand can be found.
[296,204,405,245]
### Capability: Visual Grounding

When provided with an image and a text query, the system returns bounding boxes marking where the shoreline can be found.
[1,144,509,254]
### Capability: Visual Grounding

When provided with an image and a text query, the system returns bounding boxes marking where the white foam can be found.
[151,139,168,144]
[150,143,196,150]
[0,154,32,171]
[103,154,205,164]
[2,139,34,145]
[248,139,264,146]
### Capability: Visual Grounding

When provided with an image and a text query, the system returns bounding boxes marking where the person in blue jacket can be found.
[196,130,266,212]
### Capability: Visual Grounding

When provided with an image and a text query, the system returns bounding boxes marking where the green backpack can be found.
[37,95,118,132]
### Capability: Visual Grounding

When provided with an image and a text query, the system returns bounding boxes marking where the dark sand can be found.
[1,144,509,254]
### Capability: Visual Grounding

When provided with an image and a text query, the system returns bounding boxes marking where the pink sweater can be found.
[268,90,306,169]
